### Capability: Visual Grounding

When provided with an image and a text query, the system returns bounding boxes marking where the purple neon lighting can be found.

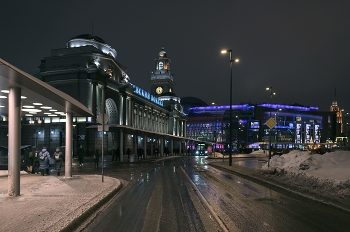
[190,103,318,111]
[258,104,318,111]
[191,104,249,111]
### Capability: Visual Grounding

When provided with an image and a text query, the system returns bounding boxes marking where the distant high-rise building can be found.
[330,86,343,135]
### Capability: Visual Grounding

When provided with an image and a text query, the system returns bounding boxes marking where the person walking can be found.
[38,147,50,176]
[126,148,131,160]
[77,145,85,166]
[53,147,64,176]
[94,149,100,168]
[24,147,34,174]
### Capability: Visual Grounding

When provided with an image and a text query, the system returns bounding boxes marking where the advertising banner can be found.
[305,124,311,143]
[314,124,320,144]
[295,123,301,143]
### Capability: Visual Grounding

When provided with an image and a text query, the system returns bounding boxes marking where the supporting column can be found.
[160,136,164,157]
[170,139,174,156]
[119,129,124,162]
[143,134,147,159]
[133,134,137,158]
[150,136,153,157]
[179,140,182,155]
[8,87,21,196]
[65,112,73,178]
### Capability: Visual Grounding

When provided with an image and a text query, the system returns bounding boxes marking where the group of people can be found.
[24,146,64,176]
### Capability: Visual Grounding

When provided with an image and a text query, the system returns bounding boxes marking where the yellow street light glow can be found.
[221,50,228,54]
[234,59,239,63]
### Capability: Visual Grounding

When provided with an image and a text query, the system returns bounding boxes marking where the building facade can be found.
[15,35,189,158]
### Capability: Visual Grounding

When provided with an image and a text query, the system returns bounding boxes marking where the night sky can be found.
[1,1,350,112]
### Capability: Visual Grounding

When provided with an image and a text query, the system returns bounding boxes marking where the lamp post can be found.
[221,49,239,166]
[266,87,276,167]
[212,102,217,157]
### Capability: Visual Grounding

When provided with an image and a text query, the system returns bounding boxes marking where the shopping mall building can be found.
[183,99,341,152]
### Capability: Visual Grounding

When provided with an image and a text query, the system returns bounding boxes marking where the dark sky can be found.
[1,1,350,111]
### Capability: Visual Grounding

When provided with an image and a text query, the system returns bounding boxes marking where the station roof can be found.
[0,58,93,117]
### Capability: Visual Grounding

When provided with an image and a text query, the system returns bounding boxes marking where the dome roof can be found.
[69,34,106,44]
[67,34,117,59]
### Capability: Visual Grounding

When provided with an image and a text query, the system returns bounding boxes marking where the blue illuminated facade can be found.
[185,103,336,151]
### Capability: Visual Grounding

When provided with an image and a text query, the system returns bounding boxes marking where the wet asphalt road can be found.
[74,157,350,232]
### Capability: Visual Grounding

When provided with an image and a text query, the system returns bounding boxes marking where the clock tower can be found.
[150,47,175,96]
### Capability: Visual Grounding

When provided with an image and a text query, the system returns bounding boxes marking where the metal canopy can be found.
[0,58,93,117]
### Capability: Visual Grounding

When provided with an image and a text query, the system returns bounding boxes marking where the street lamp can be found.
[212,102,217,157]
[266,87,276,167]
[221,49,239,166]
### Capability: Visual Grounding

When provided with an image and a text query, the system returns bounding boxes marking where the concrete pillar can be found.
[179,140,182,155]
[119,129,123,162]
[133,135,137,157]
[170,139,174,156]
[143,134,147,158]
[8,87,21,196]
[160,136,164,157]
[65,112,73,178]
[150,136,153,157]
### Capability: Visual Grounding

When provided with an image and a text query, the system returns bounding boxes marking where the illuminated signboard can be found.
[295,123,301,143]
[130,83,163,106]
[314,124,320,144]
[305,124,311,143]
[250,121,259,129]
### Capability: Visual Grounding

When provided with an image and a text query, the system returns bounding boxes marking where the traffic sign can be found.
[98,125,109,131]
[97,114,108,124]
[265,117,277,129]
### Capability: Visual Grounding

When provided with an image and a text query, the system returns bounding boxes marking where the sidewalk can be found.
[0,173,121,232]
[0,154,183,232]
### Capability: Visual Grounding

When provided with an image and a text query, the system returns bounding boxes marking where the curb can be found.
[209,163,350,214]
[60,182,123,232]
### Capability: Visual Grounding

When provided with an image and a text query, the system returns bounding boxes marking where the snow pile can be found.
[259,150,350,200]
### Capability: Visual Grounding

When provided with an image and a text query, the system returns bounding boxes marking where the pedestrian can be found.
[116,147,120,162]
[112,148,116,161]
[94,149,100,168]
[78,144,85,166]
[53,147,64,176]
[126,148,131,160]
[38,147,50,176]
[24,147,34,174]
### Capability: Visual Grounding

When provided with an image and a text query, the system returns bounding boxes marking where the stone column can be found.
[119,129,123,162]
[8,87,21,196]
[65,112,73,178]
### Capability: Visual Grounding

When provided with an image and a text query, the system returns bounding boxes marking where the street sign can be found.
[98,125,109,131]
[97,114,108,124]
[265,117,277,129]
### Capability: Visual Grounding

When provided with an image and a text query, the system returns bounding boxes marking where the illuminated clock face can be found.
[156,87,163,94]
[158,62,164,70]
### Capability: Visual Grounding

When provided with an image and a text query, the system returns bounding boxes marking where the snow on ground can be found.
[254,149,350,200]
[260,150,350,182]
